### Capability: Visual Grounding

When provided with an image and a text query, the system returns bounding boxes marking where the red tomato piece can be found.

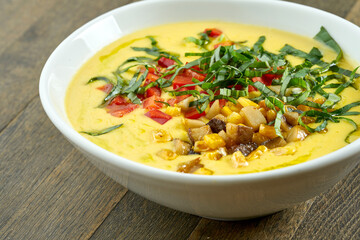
[214,41,234,49]
[262,73,282,85]
[219,99,227,108]
[145,110,172,125]
[249,77,267,92]
[97,83,113,93]
[145,73,159,84]
[173,75,195,90]
[184,108,206,119]
[106,103,138,118]
[183,69,206,81]
[158,57,176,68]
[204,28,223,37]
[140,66,156,74]
[167,95,190,106]
[137,94,146,101]
[109,96,128,106]
[145,86,161,98]
[143,95,164,110]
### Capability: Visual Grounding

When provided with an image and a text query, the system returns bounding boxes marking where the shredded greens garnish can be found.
[86,26,360,141]
[80,124,124,136]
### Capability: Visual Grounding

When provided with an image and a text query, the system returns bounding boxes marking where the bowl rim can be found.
[39,0,360,184]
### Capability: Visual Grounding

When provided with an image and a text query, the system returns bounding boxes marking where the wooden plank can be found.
[90,191,201,240]
[0,0,127,132]
[0,149,127,240]
[0,0,57,55]
[291,165,360,240]
[187,200,315,240]
[287,0,357,18]
[346,0,360,26]
[0,97,76,230]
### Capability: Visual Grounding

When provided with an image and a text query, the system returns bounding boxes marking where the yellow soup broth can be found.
[66,21,360,175]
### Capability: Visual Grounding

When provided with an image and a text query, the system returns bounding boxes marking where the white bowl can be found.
[39,0,360,220]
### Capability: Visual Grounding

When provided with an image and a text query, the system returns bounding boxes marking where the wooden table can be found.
[1,0,360,239]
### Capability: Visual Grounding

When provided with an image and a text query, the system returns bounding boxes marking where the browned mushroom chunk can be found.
[177,158,204,173]
[228,142,258,156]
[173,139,191,155]
[263,137,287,149]
[207,118,226,133]
[188,125,212,143]
[283,111,299,126]
[237,125,254,144]
[286,125,308,142]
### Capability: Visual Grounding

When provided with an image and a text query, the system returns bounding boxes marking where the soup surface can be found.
[66,21,360,175]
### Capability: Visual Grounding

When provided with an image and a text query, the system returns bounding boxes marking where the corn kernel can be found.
[231,151,248,168]
[220,106,233,117]
[247,145,268,161]
[193,140,210,152]
[266,109,277,122]
[165,106,181,117]
[152,129,172,142]
[226,101,242,112]
[259,107,267,117]
[259,124,278,139]
[193,167,214,175]
[227,111,243,124]
[156,149,177,160]
[248,91,261,99]
[271,146,296,156]
[204,134,226,149]
[237,97,259,108]
[203,150,223,160]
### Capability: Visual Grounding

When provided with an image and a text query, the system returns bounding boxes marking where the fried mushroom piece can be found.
[206,118,226,133]
[188,125,212,143]
[228,142,258,156]
[177,158,204,173]
[237,125,254,144]
[263,137,287,149]
[173,138,191,155]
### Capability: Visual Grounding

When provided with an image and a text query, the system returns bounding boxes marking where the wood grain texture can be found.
[289,0,357,18]
[0,0,129,132]
[90,192,201,240]
[0,0,359,240]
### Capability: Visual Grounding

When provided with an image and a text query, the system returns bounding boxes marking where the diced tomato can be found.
[204,28,222,38]
[214,41,234,49]
[172,75,195,90]
[140,66,156,74]
[183,69,206,81]
[167,98,177,106]
[137,94,146,101]
[145,86,161,98]
[249,76,274,92]
[158,57,176,68]
[145,109,172,125]
[184,108,206,119]
[167,93,191,106]
[97,83,113,93]
[143,95,164,110]
[145,72,159,83]
[262,73,282,85]
[219,99,227,108]
[109,96,128,106]
[106,103,138,117]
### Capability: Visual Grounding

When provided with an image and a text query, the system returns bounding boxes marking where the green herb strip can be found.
[80,124,124,136]
[86,27,360,140]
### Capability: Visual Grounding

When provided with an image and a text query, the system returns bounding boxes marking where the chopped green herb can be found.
[80,124,124,136]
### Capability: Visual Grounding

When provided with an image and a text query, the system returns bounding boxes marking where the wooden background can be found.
[1,0,359,239]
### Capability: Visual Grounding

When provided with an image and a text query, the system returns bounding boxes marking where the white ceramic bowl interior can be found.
[39,0,360,220]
